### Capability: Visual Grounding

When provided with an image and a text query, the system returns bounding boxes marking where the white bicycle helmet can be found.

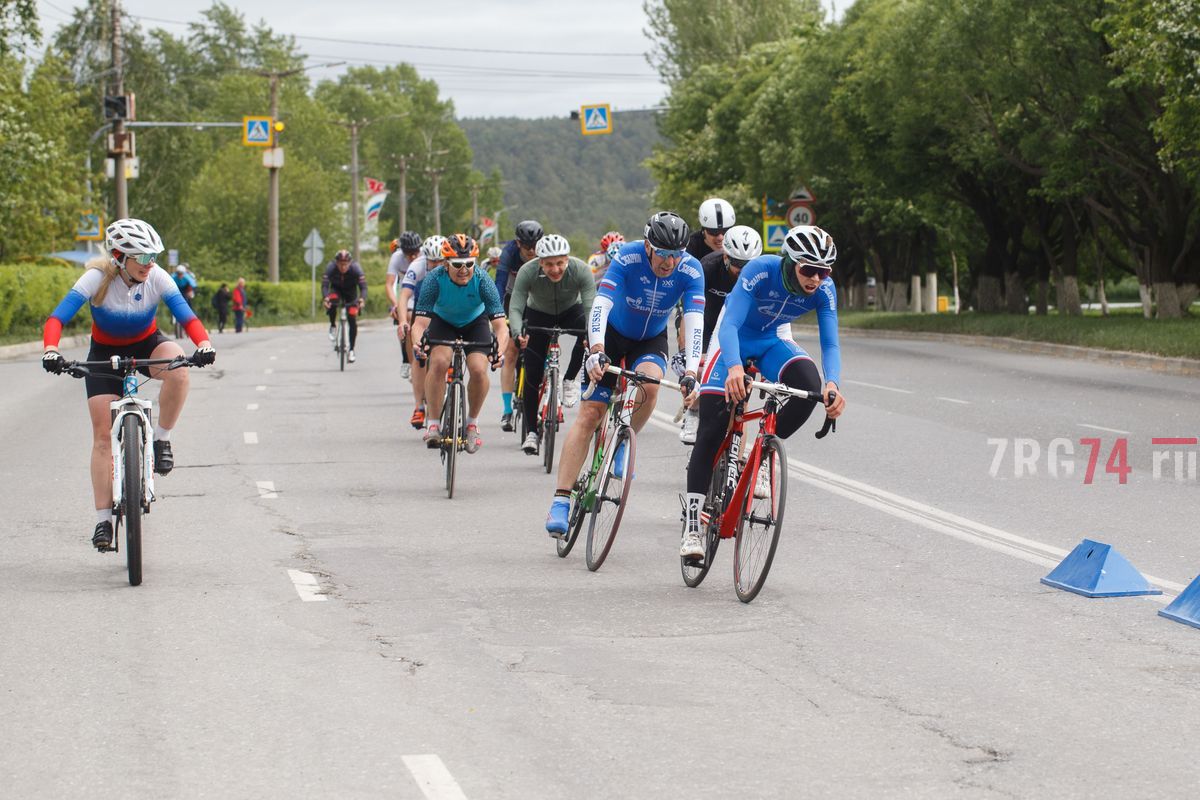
[722,225,763,262]
[535,233,570,259]
[486,246,502,259]
[106,218,163,256]
[781,225,837,267]
[697,198,735,231]
[421,235,447,261]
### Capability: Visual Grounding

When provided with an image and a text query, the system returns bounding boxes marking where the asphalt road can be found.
[3,321,1199,799]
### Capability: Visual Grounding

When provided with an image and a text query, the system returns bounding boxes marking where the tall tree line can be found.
[645,0,1200,318]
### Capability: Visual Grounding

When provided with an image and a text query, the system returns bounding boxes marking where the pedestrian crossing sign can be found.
[580,103,612,136]
[763,221,788,253]
[242,116,273,147]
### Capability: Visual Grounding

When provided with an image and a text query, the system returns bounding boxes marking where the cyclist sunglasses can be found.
[703,227,729,236]
[448,259,476,271]
[797,263,832,279]
[653,247,685,260]
[726,256,749,269]
[130,252,160,266]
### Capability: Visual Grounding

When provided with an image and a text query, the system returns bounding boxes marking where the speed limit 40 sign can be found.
[787,202,816,227]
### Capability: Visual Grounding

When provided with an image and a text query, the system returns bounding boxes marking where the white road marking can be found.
[937,396,970,405]
[844,379,914,395]
[269,355,277,361]
[264,368,274,374]
[255,385,267,391]
[246,403,259,411]
[287,569,327,602]
[1079,423,1132,435]
[255,480,277,499]
[244,431,258,444]
[403,755,468,800]
[647,411,1181,601]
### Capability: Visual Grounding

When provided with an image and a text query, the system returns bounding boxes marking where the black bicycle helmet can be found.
[514,220,544,246]
[644,211,690,250]
[398,230,422,252]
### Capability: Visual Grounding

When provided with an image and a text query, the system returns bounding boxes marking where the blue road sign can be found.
[580,104,612,136]
[243,116,273,147]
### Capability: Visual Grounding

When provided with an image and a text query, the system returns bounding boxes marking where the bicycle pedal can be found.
[682,556,705,567]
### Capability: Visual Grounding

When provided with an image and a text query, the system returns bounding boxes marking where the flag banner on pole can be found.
[365,191,389,222]
[364,177,386,194]
[480,225,497,244]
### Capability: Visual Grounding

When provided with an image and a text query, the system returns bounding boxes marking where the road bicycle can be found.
[330,297,359,371]
[424,336,499,499]
[511,350,526,438]
[523,325,585,474]
[58,354,201,586]
[682,376,835,603]
[557,363,660,570]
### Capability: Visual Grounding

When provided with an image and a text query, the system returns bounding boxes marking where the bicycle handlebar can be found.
[522,326,586,336]
[59,355,197,380]
[600,364,662,385]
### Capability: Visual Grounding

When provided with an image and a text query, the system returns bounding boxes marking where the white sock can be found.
[153,425,171,442]
[466,417,477,428]
[96,509,112,525]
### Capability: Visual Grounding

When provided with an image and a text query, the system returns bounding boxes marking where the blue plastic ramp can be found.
[1040,539,1162,598]
[1159,574,1200,630]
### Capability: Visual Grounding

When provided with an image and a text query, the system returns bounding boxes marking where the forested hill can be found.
[458,111,662,241]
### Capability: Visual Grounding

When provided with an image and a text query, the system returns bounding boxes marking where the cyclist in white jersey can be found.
[398,236,447,429]
[386,231,422,379]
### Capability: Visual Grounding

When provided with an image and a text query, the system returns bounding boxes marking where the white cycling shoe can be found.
[680,530,705,559]
[679,408,699,444]
[754,462,772,499]
[521,431,539,455]
[562,377,580,408]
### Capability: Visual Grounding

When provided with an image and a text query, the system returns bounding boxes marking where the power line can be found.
[301,53,660,81]
[128,12,649,58]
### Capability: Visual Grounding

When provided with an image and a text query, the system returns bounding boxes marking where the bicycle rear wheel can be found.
[121,414,144,587]
[585,425,634,572]
[734,436,787,603]
[443,382,462,499]
[512,362,525,436]
[542,372,559,474]
[682,453,728,588]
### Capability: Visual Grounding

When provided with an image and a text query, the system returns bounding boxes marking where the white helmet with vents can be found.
[421,235,447,261]
[722,225,762,262]
[106,218,163,256]
[781,225,837,268]
[535,234,571,259]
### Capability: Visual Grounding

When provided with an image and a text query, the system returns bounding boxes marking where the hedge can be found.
[0,262,390,342]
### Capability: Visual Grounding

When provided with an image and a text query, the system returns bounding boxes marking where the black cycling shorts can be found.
[84,331,173,398]
[426,313,494,356]
[587,326,669,404]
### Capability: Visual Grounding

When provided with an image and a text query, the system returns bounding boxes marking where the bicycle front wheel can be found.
[542,372,558,474]
[557,426,601,558]
[682,453,727,588]
[734,436,787,603]
[121,414,144,587]
[586,425,634,572]
[444,382,461,499]
[338,317,347,371]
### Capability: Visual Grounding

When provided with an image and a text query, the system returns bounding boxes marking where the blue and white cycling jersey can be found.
[589,240,706,373]
[714,254,841,385]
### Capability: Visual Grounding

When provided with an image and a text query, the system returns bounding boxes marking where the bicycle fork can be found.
[110,398,155,516]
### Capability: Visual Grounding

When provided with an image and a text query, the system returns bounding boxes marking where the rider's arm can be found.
[321,263,333,296]
[385,273,398,306]
[507,261,533,336]
[815,281,842,387]
[43,269,101,349]
[717,275,753,368]
[479,271,506,320]
[588,256,626,351]
[156,270,209,346]
[494,243,518,296]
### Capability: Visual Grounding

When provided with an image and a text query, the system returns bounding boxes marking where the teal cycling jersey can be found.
[413,266,505,328]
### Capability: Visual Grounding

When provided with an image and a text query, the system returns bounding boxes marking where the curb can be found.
[793,324,1200,378]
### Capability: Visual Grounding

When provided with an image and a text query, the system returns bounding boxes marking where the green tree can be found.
[0,0,38,55]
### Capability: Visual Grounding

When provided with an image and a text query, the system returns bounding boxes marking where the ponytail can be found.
[85,255,121,305]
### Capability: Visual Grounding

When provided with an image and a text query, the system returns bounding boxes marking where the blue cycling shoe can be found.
[546,497,570,538]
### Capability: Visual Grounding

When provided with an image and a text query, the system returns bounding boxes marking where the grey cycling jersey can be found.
[507,256,596,335]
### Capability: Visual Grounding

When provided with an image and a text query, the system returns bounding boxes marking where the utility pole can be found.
[427,166,447,235]
[392,153,414,233]
[469,183,484,229]
[110,0,127,219]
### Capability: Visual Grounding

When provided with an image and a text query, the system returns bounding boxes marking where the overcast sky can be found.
[35,1,841,119]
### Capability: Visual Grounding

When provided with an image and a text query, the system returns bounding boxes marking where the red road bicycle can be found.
[681,376,836,603]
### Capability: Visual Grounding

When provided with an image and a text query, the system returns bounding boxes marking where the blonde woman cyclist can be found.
[41,218,215,551]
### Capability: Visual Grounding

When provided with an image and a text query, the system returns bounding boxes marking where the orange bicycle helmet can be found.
[440,233,480,261]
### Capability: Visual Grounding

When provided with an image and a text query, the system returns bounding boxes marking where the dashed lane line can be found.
[255,480,277,499]
[287,569,327,602]
[244,431,258,444]
[1079,423,1133,435]
[844,379,914,394]
[937,396,970,405]
[403,755,468,800]
[255,385,267,391]
[247,403,259,411]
